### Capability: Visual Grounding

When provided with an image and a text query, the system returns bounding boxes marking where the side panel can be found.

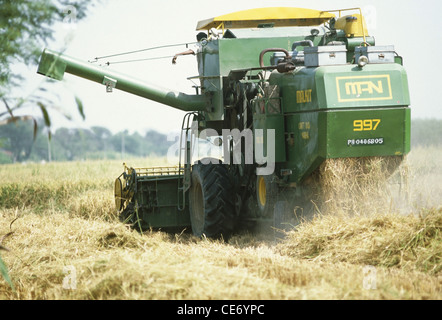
[278,68,317,113]
[283,107,410,184]
[317,64,410,109]
[271,62,410,184]
[284,111,323,183]
[252,92,286,163]
[253,113,286,163]
[324,107,411,158]
[135,176,190,228]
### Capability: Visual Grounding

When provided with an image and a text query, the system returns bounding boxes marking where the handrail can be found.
[123,163,182,176]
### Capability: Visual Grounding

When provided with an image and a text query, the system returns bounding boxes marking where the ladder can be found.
[177,112,198,211]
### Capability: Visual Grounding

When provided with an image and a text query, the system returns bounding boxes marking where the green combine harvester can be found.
[37,7,410,238]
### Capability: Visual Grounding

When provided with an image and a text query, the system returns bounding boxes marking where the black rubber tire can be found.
[189,159,236,239]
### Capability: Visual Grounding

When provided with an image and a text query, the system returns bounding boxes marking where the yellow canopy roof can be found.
[196,7,335,30]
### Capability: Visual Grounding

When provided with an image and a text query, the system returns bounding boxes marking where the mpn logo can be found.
[336,75,392,102]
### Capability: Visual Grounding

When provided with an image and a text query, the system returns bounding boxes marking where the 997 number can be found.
[353,119,381,131]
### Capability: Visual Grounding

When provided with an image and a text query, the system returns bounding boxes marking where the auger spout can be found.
[37,48,207,112]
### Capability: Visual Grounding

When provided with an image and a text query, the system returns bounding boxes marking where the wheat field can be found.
[0,149,440,300]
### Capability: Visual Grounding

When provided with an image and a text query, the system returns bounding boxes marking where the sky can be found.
[14,0,442,135]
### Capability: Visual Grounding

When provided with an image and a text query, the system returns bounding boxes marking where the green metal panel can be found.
[284,112,323,183]
[218,38,291,74]
[283,107,410,184]
[135,176,190,228]
[271,63,410,113]
[253,112,286,163]
[199,30,324,121]
[323,107,410,158]
[252,92,286,163]
[272,67,317,113]
[199,26,327,79]
[270,61,410,184]
[316,63,410,109]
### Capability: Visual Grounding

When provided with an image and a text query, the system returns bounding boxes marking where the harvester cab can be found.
[37,7,410,239]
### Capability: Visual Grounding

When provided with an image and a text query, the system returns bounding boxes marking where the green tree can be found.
[145,130,173,156]
[0,0,91,95]
[0,119,39,162]
[0,0,97,289]
[0,0,96,135]
[91,126,112,151]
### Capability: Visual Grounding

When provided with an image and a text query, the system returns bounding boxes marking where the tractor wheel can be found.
[189,159,236,239]
[256,174,277,218]
[114,177,124,212]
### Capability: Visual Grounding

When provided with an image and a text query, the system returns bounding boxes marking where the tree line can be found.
[0,118,441,164]
[0,119,174,163]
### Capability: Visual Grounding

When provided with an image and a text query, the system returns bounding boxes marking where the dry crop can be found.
[0,149,440,300]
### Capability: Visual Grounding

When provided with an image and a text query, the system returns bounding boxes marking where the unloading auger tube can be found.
[37,49,207,112]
